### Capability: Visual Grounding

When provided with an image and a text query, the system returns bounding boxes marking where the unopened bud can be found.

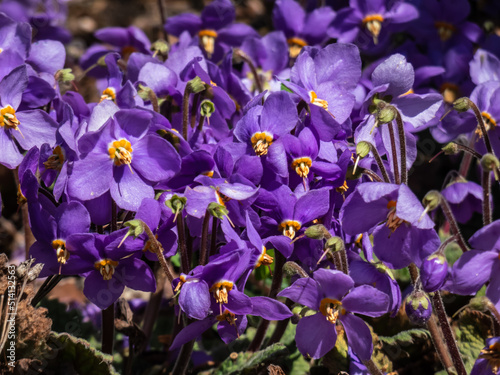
[420,254,448,293]
[422,190,442,211]
[119,219,144,247]
[442,142,459,155]
[187,76,205,94]
[453,97,471,112]
[304,224,331,240]
[356,141,371,159]
[151,39,169,55]
[405,290,432,325]
[325,236,345,253]
[200,99,215,118]
[377,105,396,124]
[165,195,187,215]
[208,202,229,220]
[55,68,75,83]
[481,153,500,180]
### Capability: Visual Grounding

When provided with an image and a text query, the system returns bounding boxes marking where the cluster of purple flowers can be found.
[3,0,500,373]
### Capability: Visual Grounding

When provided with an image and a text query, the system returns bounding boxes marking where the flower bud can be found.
[420,255,448,293]
[442,142,459,155]
[55,68,75,83]
[123,219,145,238]
[305,224,331,240]
[200,99,215,118]
[377,105,396,124]
[187,76,205,94]
[481,153,500,181]
[356,141,371,159]
[208,202,229,220]
[151,39,169,55]
[165,195,187,215]
[422,190,441,211]
[325,236,345,253]
[452,97,470,112]
[405,290,432,325]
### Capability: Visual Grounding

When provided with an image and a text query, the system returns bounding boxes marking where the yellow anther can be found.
[44,145,65,171]
[278,220,301,240]
[198,29,218,57]
[291,157,312,178]
[434,21,456,42]
[251,131,274,156]
[52,239,69,265]
[362,14,384,44]
[209,281,234,304]
[100,87,116,102]
[108,139,133,166]
[255,246,274,268]
[309,91,328,110]
[0,105,20,131]
[287,37,308,59]
[94,259,119,281]
[319,298,342,324]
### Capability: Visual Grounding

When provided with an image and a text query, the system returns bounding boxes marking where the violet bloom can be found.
[256,185,330,243]
[0,13,31,81]
[272,0,335,58]
[278,269,389,359]
[470,337,500,375]
[67,109,181,211]
[340,182,440,269]
[164,0,257,61]
[72,230,155,310]
[451,220,500,312]
[441,178,483,224]
[0,64,58,169]
[282,43,361,141]
[328,0,418,48]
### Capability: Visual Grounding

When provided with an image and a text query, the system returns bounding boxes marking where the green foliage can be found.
[454,309,491,373]
[379,328,431,347]
[42,332,118,374]
[322,328,349,373]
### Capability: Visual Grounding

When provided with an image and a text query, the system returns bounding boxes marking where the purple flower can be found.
[441,178,483,224]
[470,337,500,375]
[278,269,389,359]
[451,220,500,312]
[67,109,181,211]
[340,182,440,269]
[0,64,58,168]
[72,230,155,310]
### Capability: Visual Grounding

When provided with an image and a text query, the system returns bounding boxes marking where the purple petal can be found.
[296,313,337,359]
[313,269,354,300]
[371,54,414,97]
[84,270,125,309]
[226,289,253,315]
[342,285,389,317]
[170,318,215,350]
[55,202,91,238]
[15,110,58,150]
[294,188,330,224]
[111,165,154,211]
[180,280,211,320]
[451,250,497,295]
[340,313,373,361]
[250,296,292,320]
[0,64,27,109]
[277,277,321,310]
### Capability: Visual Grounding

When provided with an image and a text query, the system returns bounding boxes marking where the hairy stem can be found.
[176,214,190,274]
[101,304,115,355]
[466,98,493,155]
[431,292,467,375]
[171,338,195,375]
[199,210,211,266]
[395,111,408,184]
[367,142,390,183]
[234,49,263,93]
[439,198,469,252]
[362,359,384,375]
[482,170,492,226]
[386,121,400,184]
[210,216,218,257]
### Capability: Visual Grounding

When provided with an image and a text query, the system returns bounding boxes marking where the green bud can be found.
[165,195,187,214]
[325,236,345,253]
[356,141,371,159]
[481,153,500,180]
[55,68,75,83]
[304,224,331,240]
[123,219,144,238]
[151,39,169,55]
[208,202,229,220]
[137,84,153,101]
[442,142,459,155]
[453,97,471,112]
[377,105,396,124]
[422,190,442,211]
[187,76,205,94]
[200,99,215,118]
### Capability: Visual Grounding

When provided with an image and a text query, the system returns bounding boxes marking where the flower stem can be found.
[142,221,174,287]
[101,303,115,355]
[234,49,263,93]
[395,111,407,184]
[248,251,285,352]
[408,264,456,375]
[453,142,482,160]
[482,170,492,226]
[439,198,469,252]
[466,98,494,155]
[157,0,167,39]
[210,216,218,257]
[386,121,400,184]
[458,134,476,178]
[171,337,195,375]
[360,167,384,182]
[362,359,384,375]
[199,210,211,266]
[31,274,63,306]
[182,86,191,140]
[176,214,190,274]
[13,168,35,259]
[431,292,467,375]
[367,141,390,183]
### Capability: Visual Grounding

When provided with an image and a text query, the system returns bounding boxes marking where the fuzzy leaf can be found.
[379,329,431,347]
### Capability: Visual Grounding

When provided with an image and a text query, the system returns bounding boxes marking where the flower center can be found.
[100,87,116,102]
[174,274,187,293]
[476,111,497,138]
[0,105,20,131]
[209,281,234,304]
[362,14,384,44]
[198,29,218,57]
[440,82,460,104]
[52,239,69,265]
[287,37,308,59]
[336,180,349,195]
[434,21,455,42]
[319,298,343,324]
[251,131,273,156]
[278,220,301,239]
[94,259,119,281]
[479,342,500,373]
[291,157,312,178]
[43,145,65,171]
[216,309,238,325]
[255,246,274,268]
[385,200,407,234]
[108,139,133,166]
[309,91,328,110]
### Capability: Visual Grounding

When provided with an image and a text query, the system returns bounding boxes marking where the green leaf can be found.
[379,329,431,347]
[280,83,293,93]
[454,309,491,373]
[43,332,119,374]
